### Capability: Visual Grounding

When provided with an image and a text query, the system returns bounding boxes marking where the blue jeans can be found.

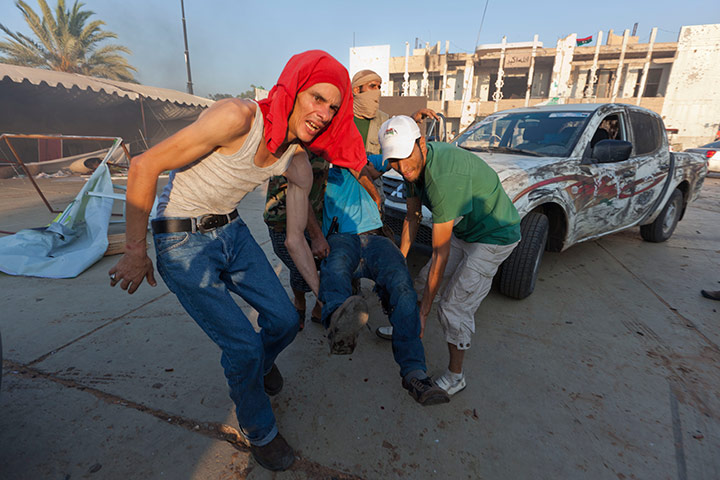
[153,216,298,446]
[319,233,426,377]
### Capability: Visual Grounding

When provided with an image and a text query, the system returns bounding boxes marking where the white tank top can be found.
[157,104,297,218]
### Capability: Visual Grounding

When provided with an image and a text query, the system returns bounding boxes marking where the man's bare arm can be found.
[348,165,382,209]
[284,152,320,296]
[400,196,422,257]
[364,162,384,180]
[411,108,439,124]
[306,202,329,259]
[418,220,453,337]
[109,99,255,293]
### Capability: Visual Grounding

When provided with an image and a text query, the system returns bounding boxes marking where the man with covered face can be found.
[351,69,388,157]
[108,50,374,472]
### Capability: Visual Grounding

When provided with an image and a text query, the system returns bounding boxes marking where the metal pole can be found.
[180,0,194,95]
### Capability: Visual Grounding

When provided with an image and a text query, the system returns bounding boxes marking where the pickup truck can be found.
[382,103,708,299]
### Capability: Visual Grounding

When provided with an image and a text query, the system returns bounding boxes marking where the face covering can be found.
[258,50,367,172]
[353,89,381,119]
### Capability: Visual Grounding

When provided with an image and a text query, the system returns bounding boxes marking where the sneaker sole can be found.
[402,379,451,406]
[418,391,451,406]
[328,296,369,355]
[375,326,393,340]
[251,447,295,471]
[443,379,467,397]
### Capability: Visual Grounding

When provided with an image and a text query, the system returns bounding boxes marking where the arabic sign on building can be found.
[504,50,533,68]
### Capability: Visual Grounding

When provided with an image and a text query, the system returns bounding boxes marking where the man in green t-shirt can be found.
[378,115,521,397]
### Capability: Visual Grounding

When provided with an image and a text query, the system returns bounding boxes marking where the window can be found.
[629,110,662,155]
[455,111,591,157]
[488,73,528,100]
[633,68,664,97]
[591,69,615,98]
[428,76,443,101]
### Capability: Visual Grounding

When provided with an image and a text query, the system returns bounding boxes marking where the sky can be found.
[1,0,719,98]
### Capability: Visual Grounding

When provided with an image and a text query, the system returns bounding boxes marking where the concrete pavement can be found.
[1,175,719,479]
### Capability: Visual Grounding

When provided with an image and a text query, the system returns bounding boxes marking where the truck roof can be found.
[496,103,631,115]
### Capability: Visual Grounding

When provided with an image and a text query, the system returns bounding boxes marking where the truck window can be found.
[629,111,662,155]
[455,111,591,157]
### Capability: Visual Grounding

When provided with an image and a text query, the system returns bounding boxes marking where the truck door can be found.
[572,111,638,240]
[623,109,671,221]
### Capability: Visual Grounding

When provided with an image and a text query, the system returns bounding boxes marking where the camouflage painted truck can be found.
[382,103,708,299]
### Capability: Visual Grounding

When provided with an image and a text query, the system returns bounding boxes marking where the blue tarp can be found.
[0,145,118,278]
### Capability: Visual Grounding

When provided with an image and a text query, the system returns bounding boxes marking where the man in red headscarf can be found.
[108,50,371,472]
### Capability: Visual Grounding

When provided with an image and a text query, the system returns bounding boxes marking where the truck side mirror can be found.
[592,139,632,163]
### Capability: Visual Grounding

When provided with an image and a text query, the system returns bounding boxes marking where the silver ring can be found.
[110,273,116,280]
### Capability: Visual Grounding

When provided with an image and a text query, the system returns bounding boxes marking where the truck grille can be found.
[382,177,406,203]
[384,208,433,247]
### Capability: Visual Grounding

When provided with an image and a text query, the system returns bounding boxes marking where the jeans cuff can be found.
[402,369,428,382]
[247,423,278,447]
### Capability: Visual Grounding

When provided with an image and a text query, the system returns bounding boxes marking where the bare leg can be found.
[448,343,465,374]
[311,300,322,319]
[292,288,306,311]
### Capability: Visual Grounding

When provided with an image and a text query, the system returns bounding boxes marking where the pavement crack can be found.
[27,292,172,366]
[3,361,365,479]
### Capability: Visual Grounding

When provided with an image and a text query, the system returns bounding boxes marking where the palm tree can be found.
[0,0,137,82]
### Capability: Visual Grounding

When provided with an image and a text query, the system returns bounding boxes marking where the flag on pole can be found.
[577,35,593,46]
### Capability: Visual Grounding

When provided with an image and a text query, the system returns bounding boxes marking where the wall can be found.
[661,24,720,149]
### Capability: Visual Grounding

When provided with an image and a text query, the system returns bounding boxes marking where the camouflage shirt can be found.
[264,153,329,230]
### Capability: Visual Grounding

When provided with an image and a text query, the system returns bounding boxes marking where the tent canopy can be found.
[0,63,213,160]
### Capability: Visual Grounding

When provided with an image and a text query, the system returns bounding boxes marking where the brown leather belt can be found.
[151,210,239,234]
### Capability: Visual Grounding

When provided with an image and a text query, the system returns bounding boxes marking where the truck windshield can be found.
[454,111,591,157]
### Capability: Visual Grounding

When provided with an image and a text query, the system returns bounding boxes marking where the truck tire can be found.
[498,212,549,299]
[640,188,683,243]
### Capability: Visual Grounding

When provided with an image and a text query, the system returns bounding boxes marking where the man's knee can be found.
[437,303,474,350]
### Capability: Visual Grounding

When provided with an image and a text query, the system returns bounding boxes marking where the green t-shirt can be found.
[408,142,521,245]
[354,116,371,146]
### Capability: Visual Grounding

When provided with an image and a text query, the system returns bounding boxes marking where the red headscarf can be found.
[258,50,366,172]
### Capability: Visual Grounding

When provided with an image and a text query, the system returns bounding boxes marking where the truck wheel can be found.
[640,189,683,243]
[498,212,549,299]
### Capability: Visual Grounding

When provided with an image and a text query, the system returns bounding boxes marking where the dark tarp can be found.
[0,63,213,163]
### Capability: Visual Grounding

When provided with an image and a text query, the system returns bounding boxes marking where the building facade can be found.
[350,24,720,149]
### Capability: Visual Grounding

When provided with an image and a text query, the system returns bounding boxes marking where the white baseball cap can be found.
[378,115,420,162]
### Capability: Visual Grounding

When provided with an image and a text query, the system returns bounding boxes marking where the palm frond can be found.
[0,0,136,81]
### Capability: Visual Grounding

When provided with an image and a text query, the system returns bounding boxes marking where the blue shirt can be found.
[323,154,387,235]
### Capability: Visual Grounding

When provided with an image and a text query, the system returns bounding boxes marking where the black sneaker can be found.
[327,295,369,355]
[402,376,450,406]
[250,433,295,471]
[264,364,283,396]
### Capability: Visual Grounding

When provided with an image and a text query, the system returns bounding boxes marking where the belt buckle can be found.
[197,214,220,233]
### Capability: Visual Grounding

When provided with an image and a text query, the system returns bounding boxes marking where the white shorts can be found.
[416,235,519,350]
